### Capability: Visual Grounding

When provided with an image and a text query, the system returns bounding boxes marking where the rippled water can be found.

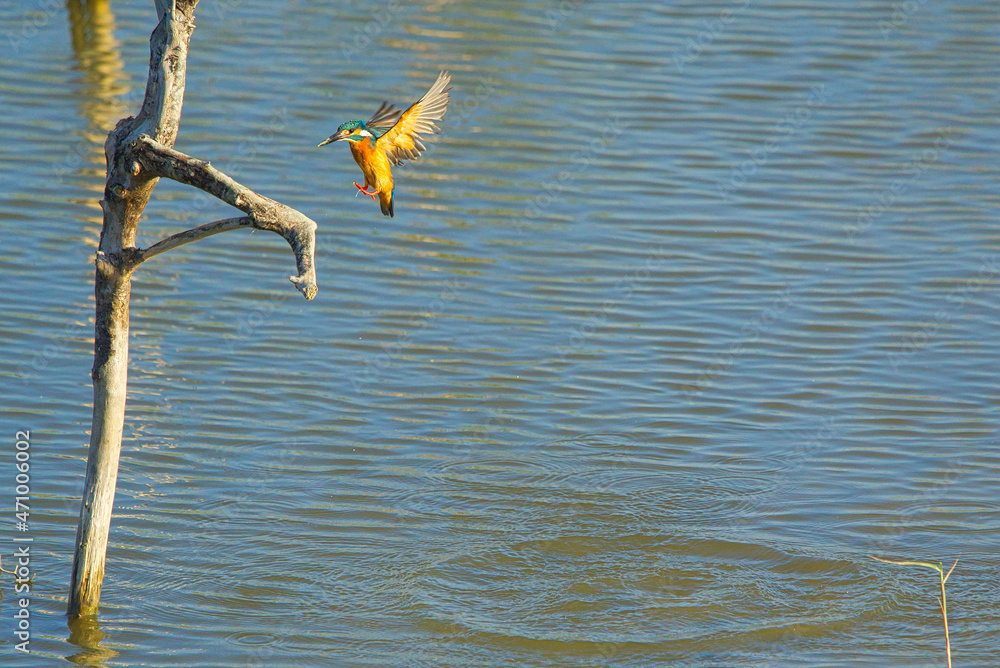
[3,0,1000,665]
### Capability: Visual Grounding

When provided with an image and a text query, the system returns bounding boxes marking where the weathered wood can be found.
[69,0,318,617]
[68,255,133,617]
[132,135,318,297]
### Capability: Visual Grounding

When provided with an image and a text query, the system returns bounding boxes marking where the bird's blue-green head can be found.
[318,120,377,146]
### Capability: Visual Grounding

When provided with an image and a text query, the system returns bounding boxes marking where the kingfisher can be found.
[318,71,452,217]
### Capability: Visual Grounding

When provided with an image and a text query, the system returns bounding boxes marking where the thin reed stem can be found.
[871,556,958,668]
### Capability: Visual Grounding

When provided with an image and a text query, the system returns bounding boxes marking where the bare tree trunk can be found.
[68,0,318,618]
[69,260,132,617]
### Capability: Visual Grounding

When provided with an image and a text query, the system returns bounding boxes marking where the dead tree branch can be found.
[69,0,319,617]
[129,135,318,297]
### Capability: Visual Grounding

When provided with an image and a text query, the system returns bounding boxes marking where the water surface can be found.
[2,0,999,666]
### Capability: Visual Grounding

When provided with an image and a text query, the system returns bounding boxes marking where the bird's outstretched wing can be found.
[378,71,451,166]
[367,102,402,136]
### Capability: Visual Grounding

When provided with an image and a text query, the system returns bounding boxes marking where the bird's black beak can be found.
[318,130,347,147]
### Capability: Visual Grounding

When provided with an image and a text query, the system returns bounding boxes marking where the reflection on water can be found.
[67,0,129,131]
[2,0,999,666]
[67,614,114,667]
[66,0,131,248]
[60,2,126,662]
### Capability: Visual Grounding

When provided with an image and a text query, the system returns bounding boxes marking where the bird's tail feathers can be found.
[380,189,394,217]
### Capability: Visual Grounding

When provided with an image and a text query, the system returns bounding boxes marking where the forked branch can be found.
[129,135,318,299]
[71,0,320,620]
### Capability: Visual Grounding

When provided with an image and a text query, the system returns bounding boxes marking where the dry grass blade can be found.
[871,556,958,668]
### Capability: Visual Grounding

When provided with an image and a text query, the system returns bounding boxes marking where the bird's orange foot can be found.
[353,181,380,201]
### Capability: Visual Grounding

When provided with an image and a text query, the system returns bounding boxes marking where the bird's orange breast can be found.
[349,138,394,193]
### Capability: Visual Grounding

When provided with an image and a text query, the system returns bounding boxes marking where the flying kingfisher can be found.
[318,71,452,217]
